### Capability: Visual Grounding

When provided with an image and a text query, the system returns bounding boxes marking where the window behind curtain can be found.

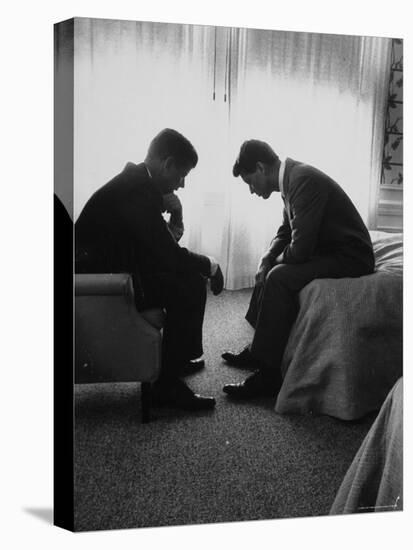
[74,19,391,289]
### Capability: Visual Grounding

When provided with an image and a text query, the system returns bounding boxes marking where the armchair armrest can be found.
[75,273,134,298]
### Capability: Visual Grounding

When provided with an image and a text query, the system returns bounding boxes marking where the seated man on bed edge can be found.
[222,140,375,401]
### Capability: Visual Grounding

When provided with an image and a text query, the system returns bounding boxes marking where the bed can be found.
[330,377,403,514]
[275,231,403,420]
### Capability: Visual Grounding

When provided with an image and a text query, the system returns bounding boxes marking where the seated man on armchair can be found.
[75,128,224,412]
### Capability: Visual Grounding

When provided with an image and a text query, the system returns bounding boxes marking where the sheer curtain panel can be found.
[74,20,391,289]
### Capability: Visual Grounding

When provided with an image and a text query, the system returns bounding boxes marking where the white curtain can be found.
[74,20,391,289]
[74,20,218,219]
[223,29,391,287]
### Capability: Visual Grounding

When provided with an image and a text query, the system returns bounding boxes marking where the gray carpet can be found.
[74,288,375,531]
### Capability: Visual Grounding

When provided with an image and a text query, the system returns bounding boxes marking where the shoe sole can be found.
[178,365,205,377]
[152,400,216,411]
[221,354,259,369]
[223,386,277,399]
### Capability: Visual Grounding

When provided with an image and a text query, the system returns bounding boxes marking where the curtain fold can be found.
[74,20,391,290]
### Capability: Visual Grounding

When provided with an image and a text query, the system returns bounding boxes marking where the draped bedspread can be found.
[275,231,403,420]
[330,377,403,514]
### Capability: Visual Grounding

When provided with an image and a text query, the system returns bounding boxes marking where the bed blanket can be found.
[275,231,403,420]
[330,377,403,514]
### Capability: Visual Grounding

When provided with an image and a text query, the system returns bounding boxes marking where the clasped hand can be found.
[255,255,272,286]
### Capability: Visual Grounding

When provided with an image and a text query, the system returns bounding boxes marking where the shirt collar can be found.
[278,160,286,197]
[144,163,152,178]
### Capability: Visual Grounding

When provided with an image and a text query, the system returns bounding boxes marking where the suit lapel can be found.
[282,158,297,224]
[282,158,297,200]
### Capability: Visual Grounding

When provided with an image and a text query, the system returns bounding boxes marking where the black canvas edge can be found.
[53,18,75,532]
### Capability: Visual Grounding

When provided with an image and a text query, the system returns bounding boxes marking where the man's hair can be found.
[147,128,198,169]
[233,139,279,176]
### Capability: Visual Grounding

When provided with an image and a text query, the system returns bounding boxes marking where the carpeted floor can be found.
[74,288,375,532]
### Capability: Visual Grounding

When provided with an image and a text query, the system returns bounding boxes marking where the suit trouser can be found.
[143,271,207,381]
[245,255,373,384]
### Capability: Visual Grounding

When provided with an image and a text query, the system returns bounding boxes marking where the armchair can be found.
[75,273,164,422]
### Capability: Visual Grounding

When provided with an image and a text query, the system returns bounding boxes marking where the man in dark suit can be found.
[222,140,375,400]
[76,128,224,411]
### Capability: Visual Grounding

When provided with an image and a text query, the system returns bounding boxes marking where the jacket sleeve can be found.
[121,190,211,276]
[267,207,292,263]
[281,177,329,264]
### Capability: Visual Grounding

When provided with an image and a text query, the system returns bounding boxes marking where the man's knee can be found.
[181,271,207,307]
[265,264,292,286]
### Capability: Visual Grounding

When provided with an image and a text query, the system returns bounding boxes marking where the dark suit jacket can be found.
[268,158,375,270]
[75,162,211,303]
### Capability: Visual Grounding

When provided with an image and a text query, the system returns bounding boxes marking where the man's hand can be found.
[210,265,224,296]
[255,254,272,286]
[274,253,284,265]
[163,193,183,215]
[163,193,184,241]
[168,223,184,241]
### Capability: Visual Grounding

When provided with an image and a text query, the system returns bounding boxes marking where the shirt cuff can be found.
[207,255,219,277]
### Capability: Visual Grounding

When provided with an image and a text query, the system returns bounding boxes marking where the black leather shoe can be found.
[177,359,205,377]
[221,346,257,368]
[151,378,216,411]
[223,370,280,399]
